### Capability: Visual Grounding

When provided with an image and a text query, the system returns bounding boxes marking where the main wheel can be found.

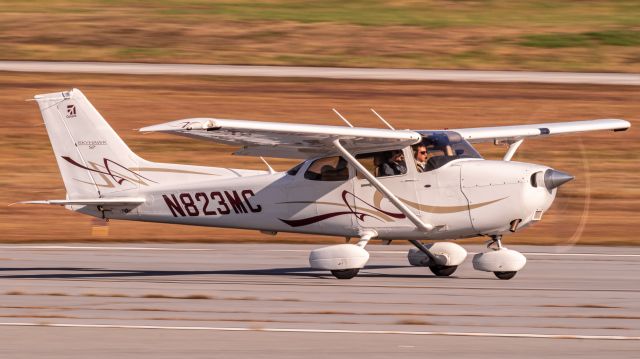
[429,265,458,277]
[331,268,360,279]
[494,271,517,280]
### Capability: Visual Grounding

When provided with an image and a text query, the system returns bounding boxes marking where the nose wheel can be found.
[486,235,516,279]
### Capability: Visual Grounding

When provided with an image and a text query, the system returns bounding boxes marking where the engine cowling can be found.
[472,248,526,272]
[309,244,370,270]
[408,242,468,267]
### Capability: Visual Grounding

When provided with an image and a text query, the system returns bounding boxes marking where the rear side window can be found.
[304,156,349,181]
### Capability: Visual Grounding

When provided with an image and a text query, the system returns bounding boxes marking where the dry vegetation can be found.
[0,1,638,72]
[0,72,638,245]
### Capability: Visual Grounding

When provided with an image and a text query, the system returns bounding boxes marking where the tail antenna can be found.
[370,109,395,130]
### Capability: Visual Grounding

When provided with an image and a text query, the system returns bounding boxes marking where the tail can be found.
[34,88,147,199]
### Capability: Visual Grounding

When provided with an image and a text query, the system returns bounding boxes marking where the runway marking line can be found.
[0,245,216,252]
[0,322,638,340]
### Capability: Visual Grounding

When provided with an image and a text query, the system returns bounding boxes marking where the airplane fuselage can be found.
[86,156,556,241]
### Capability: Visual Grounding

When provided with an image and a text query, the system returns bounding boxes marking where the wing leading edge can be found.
[140,118,421,159]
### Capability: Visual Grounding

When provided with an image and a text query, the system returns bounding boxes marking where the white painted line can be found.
[1,61,639,85]
[0,245,216,252]
[0,322,637,340]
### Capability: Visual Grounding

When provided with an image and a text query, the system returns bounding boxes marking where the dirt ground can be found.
[0,72,638,245]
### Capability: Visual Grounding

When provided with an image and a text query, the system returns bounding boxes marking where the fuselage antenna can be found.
[370,108,395,130]
[332,108,354,128]
[260,156,276,174]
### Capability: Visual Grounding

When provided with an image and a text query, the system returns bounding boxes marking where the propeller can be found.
[554,137,591,253]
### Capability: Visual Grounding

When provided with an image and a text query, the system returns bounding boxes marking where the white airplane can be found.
[22,89,631,280]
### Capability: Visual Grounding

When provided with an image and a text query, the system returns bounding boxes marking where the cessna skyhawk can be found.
[22,89,631,280]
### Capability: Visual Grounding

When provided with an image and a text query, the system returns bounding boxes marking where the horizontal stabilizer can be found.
[16,198,146,207]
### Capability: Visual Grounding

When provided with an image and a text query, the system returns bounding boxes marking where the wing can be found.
[140,118,421,159]
[452,119,630,143]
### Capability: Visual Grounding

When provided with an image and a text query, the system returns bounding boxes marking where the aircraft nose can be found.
[544,169,574,190]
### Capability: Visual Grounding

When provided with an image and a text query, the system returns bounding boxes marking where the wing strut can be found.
[502,139,524,161]
[332,139,434,232]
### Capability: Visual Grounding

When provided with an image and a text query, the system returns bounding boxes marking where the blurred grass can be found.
[0,0,638,71]
[520,30,640,48]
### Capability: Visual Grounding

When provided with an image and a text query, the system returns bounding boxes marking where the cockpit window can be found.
[356,150,407,178]
[304,156,349,181]
[416,131,482,171]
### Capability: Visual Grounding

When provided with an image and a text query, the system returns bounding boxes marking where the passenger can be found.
[413,144,428,173]
[378,150,406,177]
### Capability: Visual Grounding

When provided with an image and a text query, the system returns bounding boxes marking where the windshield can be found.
[415,131,482,171]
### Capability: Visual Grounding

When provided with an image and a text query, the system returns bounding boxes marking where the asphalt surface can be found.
[0,243,638,358]
[1,61,639,85]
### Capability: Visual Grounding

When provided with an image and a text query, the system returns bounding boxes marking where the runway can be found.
[1,61,639,85]
[0,243,638,358]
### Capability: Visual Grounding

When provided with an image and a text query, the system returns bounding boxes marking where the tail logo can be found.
[66,105,77,118]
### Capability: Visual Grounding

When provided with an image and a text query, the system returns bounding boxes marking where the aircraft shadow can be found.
[0,264,454,280]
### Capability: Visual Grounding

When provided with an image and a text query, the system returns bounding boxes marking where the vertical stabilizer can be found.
[34,89,146,199]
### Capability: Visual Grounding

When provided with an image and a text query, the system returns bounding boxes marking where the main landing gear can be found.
[407,240,468,277]
[308,230,376,279]
[310,232,526,280]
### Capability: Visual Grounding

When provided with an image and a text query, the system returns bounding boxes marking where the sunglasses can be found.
[419,151,427,154]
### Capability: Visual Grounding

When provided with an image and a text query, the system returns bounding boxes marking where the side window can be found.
[304,156,349,181]
[286,162,304,176]
[356,150,407,178]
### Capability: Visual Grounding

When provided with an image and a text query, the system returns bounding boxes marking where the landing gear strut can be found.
[486,234,503,250]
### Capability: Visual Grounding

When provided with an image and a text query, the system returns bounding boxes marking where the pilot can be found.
[413,144,428,173]
[379,150,406,177]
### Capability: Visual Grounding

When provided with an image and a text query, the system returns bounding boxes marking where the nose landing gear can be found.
[472,235,527,280]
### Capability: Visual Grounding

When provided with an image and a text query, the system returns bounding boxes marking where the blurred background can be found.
[0,1,638,245]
